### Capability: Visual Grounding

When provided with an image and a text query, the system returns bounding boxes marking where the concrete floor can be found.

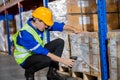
[0,53,48,80]
[0,52,82,80]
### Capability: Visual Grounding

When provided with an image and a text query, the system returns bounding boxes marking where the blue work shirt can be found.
[17,18,64,56]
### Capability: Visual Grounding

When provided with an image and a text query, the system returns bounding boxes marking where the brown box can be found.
[67,13,119,32]
[67,0,97,13]
[66,14,83,32]
[106,0,117,12]
[67,0,117,13]
[67,14,98,32]
[107,13,119,30]
[119,1,120,12]
[3,19,16,34]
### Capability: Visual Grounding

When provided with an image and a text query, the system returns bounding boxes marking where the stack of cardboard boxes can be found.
[66,0,119,32]
[65,0,120,79]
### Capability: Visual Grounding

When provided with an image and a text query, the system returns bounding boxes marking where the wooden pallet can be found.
[59,66,101,80]
[58,32,101,80]
[72,72,101,80]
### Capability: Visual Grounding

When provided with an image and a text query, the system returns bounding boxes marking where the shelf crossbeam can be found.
[4,10,11,55]
[18,2,23,28]
[43,0,50,42]
[43,0,49,8]
[0,0,24,13]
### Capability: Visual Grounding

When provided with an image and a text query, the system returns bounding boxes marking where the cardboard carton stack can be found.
[3,19,16,34]
[66,0,97,32]
[66,0,119,32]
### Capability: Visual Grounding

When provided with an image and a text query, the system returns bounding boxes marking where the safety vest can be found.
[12,23,46,65]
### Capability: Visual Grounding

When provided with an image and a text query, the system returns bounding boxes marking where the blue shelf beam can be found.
[0,14,14,55]
[43,0,50,42]
[4,10,12,55]
[97,0,109,80]
[43,0,49,7]
[18,3,23,28]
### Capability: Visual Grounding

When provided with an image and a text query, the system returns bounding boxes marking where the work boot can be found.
[47,67,66,80]
[25,71,34,80]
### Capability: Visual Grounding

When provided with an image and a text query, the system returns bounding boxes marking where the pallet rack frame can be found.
[97,0,108,80]
[0,0,109,79]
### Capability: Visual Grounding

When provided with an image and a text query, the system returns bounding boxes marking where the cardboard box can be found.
[67,0,117,13]
[3,19,16,34]
[67,13,119,32]
[66,0,97,13]
[107,13,119,30]
[106,0,117,12]
[67,14,98,32]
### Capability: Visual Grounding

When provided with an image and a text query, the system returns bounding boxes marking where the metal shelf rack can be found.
[97,0,109,80]
[0,0,109,80]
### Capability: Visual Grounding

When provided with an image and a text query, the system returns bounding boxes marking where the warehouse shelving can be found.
[44,0,109,80]
[0,0,53,55]
[97,0,108,80]
[0,0,117,80]
[0,0,23,13]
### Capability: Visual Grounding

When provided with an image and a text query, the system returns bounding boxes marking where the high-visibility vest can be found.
[12,23,46,65]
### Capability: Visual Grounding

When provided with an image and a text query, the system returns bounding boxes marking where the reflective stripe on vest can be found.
[13,23,47,64]
[14,52,29,58]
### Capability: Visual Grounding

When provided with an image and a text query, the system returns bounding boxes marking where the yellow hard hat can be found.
[32,7,53,26]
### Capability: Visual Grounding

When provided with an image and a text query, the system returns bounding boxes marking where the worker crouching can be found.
[12,7,80,80]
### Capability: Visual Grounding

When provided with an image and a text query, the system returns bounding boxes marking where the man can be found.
[12,7,80,80]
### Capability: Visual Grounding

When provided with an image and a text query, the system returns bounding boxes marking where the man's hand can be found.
[47,52,75,67]
[73,28,81,34]
[62,58,75,67]
[64,25,81,34]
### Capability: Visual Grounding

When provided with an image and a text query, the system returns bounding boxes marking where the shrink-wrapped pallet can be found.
[70,32,100,76]
[50,31,70,67]
[15,10,33,31]
[0,20,6,52]
[48,0,67,23]
[50,31,70,59]
[108,32,120,80]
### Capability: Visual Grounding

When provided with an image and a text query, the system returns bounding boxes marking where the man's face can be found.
[35,19,48,31]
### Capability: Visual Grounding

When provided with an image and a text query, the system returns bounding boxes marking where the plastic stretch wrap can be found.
[48,0,67,23]
[108,32,120,80]
[50,31,69,67]
[70,33,100,74]
[0,20,6,52]
[15,10,33,31]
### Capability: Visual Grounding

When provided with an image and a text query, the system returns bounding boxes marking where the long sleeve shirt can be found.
[17,18,65,56]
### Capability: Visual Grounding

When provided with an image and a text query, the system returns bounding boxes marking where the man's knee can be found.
[56,38,64,45]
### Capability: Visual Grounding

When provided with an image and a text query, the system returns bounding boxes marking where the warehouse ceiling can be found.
[0,0,55,15]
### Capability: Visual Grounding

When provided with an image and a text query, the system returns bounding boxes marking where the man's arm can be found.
[63,25,81,33]
[47,52,75,67]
